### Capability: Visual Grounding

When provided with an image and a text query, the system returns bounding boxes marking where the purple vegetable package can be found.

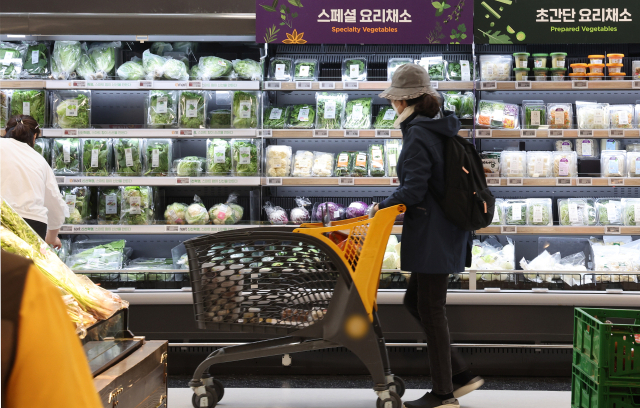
[290,196,311,225]
[345,201,369,219]
[315,202,345,222]
[264,201,289,225]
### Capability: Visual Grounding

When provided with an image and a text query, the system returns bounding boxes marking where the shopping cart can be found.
[184,204,406,408]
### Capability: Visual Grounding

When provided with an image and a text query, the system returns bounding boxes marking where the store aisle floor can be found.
[168,388,571,408]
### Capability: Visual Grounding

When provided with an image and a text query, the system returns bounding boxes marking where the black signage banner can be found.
[474,0,638,44]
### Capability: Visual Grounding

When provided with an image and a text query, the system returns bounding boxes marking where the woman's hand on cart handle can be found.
[368,203,379,219]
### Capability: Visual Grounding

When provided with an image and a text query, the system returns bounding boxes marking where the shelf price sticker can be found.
[480,81,497,90]
[521,130,536,138]
[264,81,282,90]
[501,226,517,234]
[59,225,74,232]
[486,177,501,186]
[632,81,640,89]
[165,225,180,232]
[176,177,190,184]
[258,129,272,137]
[179,129,193,136]
[375,130,391,137]
[266,177,283,186]
[295,81,312,90]
[549,129,564,138]
[579,129,594,137]
[338,177,355,186]
[609,178,625,186]
[343,81,359,90]
[188,81,202,88]
[572,81,588,89]
[63,129,78,136]
[476,129,491,138]
[431,81,439,89]
[507,178,523,186]
[605,226,621,235]
[556,178,572,186]
[515,81,532,89]
[577,178,593,186]
[139,80,153,88]
[344,130,359,137]
[319,82,336,90]
[611,130,624,137]
[55,176,66,184]
[313,130,329,137]
[72,80,86,88]
[390,177,400,186]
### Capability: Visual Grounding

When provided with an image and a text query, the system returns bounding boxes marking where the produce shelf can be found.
[44,80,260,90]
[262,177,400,186]
[56,176,261,187]
[478,80,640,91]
[485,178,640,187]
[476,129,640,138]
[41,128,257,138]
[0,79,46,88]
[264,81,474,91]
[59,224,258,234]
[476,226,640,235]
[269,129,404,138]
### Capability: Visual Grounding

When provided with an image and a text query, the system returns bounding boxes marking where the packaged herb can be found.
[426,59,447,81]
[34,138,51,164]
[208,109,231,129]
[286,104,316,129]
[143,139,173,177]
[447,60,474,81]
[231,91,259,129]
[342,58,367,81]
[60,186,91,224]
[263,106,286,129]
[113,139,142,176]
[504,199,528,225]
[231,139,260,176]
[368,144,385,177]
[179,90,206,128]
[97,187,121,224]
[352,151,368,177]
[0,90,8,128]
[293,59,318,81]
[622,198,640,226]
[343,98,372,129]
[10,90,46,127]
[81,138,112,176]
[269,58,293,81]
[146,90,178,128]
[522,100,546,129]
[206,139,231,176]
[385,140,402,177]
[334,151,354,177]
[52,138,81,175]
[374,106,397,129]
[315,92,347,129]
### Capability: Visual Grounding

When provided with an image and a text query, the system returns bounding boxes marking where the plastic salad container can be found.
[447,60,474,81]
[587,73,604,80]
[634,61,640,79]
[269,58,293,81]
[588,55,605,64]
[550,53,567,68]
[526,198,553,226]
[609,105,635,129]
[547,103,573,129]
[601,150,627,178]
[526,151,552,178]
[608,54,624,64]
[387,58,413,81]
[577,103,609,129]
[621,198,640,226]
[627,152,640,177]
[513,53,530,69]
[576,139,600,159]
[522,100,546,129]
[595,198,623,225]
[549,68,566,81]
[500,151,527,177]
[476,100,520,129]
[569,73,587,80]
[558,198,597,226]
[532,54,548,68]
[588,64,605,74]
[609,73,626,80]
[606,63,623,74]
[479,55,512,81]
[552,151,578,177]
[571,64,588,74]
[503,199,528,226]
[600,139,620,152]
[342,58,367,81]
[293,59,319,81]
[514,68,529,81]
[533,68,548,81]
[555,140,573,152]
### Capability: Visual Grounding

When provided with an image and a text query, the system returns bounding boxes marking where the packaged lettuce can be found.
[173,156,205,177]
[231,91,259,129]
[162,59,189,81]
[197,56,233,80]
[179,91,206,128]
[10,90,46,127]
[146,90,178,128]
[208,109,231,129]
[22,42,50,76]
[120,186,154,225]
[622,198,640,226]
[334,152,355,177]
[88,41,120,78]
[352,151,368,177]
[293,59,318,81]
[232,59,262,80]
[81,138,112,176]
[0,42,26,79]
[286,104,315,129]
[0,91,8,128]
[526,198,552,226]
[51,138,81,175]
[206,139,231,175]
[143,139,173,177]
[51,90,91,129]
[374,106,397,129]
[186,195,210,225]
[342,58,367,81]
[51,41,81,80]
[269,58,293,81]
[116,60,146,80]
[231,139,260,176]
[316,92,347,129]
[61,186,91,224]
[504,199,527,225]
[595,198,623,226]
[97,187,121,224]
[263,106,286,129]
[34,138,51,163]
[76,43,98,80]
[368,144,385,177]
[209,193,244,225]
[343,98,372,129]
[142,49,166,80]
[113,138,143,176]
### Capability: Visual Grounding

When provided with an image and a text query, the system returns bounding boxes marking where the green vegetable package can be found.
[231,139,260,176]
[504,200,527,225]
[147,90,178,128]
[113,139,143,176]
[0,91,8,128]
[206,139,231,175]
[52,138,81,175]
[0,42,26,79]
[88,41,120,78]
[269,58,293,81]
[368,144,386,177]
[352,151,369,177]
[52,90,91,128]
[120,186,154,225]
[179,91,206,128]
[208,109,231,129]
[142,49,166,80]
[82,138,112,176]
[263,106,286,129]
[447,60,474,81]
[23,42,49,76]
[173,156,205,177]
[52,41,82,80]
[526,199,552,226]
[143,139,173,177]
[232,59,262,80]
[293,59,318,81]
[595,199,623,226]
[34,138,51,163]
[186,195,210,225]
[334,152,355,177]
[116,59,146,80]
[343,98,372,129]
[61,186,91,224]
[232,91,259,129]
[373,106,397,129]
[622,199,640,226]
[10,90,46,127]
[162,59,188,81]
[426,60,447,81]
[558,198,596,226]
[342,58,367,81]
[387,58,412,81]
[197,56,233,80]
[315,92,347,129]
[385,140,402,177]
[287,104,316,129]
[97,187,121,224]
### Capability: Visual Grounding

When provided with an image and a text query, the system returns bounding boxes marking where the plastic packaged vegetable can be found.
[266,145,292,177]
[628,152,640,177]
[555,140,573,152]
[263,106,285,129]
[116,60,146,80]
[373,106,397,129]
[576,139,599,159]
[0,91,8,128]
[207,109,231,129]
[164,202,188,225]
[231,91,259,129]
[22,42,50,77]
[600,150,626,177]
[491,199,504,225]
[209,193,244,225]
[81,138,112,176]
[526,198,553,226]
[184,195,209,225]
[142,50,166,80]
[504,200,528,225]
[311,152,335,177]
[162,59,188,81]
[547,103,573,129]
[179,90,206,128]
[10,90,46,127]
[595,198,623,225]
[369,144,385,177]
[314,202,345,222]
[447,60,474,81]
[293,59,318,81]
[622,198,640,226]
[316,92,347,129]
[88,41,120,78]
[286,104,315,129]
[98,187,121,224]
[552,151,578,177]
[206,139,231,176]
[290,197,311,224]
[232,59,262,80]
[197,56,233,80]
[52,138,81,175]
[334,152,354,177]
[386,140,402,177]
[76,44,97,80]
[34,138,51,163]
[343,98,372,129]
[51,41,81,79]
[143,139,173,177]
[600,139,620,152]
[558,198,597,226]
[387,58,413,80]
[467,236,515,273]
[113,139,142,176]
[426,59,447,81]
[269,58,293,81]
[51,90,91,129]
[264,201,289,225]
[476,100,519,129]
[173,156,205,177]
[526,151,552,178]
[500,151,526,177]
[479,55,512,81]
[609,105,635,129]
[577,102,609,129]
[342,58,367,81]
[120,186,154,225]
[61,186,91,224]
[352,151,368,177]
[231,139,260,176]
[522,100,546,129]
[292,150,314,177]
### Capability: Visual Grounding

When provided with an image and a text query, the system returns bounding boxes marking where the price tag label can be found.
[180,129,193,136]
[295,81,312,90]
[605,226,621,234]
[521,130,537,138]
[515,81,532,89]
[313,130,329,137]
[344,130,360,137]
[165,225,180,232]
[72,80,86,88]
[139,80,153,88]
[338,177,355,186]
[343,81,359,90]
[480,81,497,90]
[55,176,66,184]
[572,81,589,89]
[188,81,202,88]
[63,129,78,136]
[264,81,282,90]
[319,82,336,89]
[501,226,518,234]
[476,129,492,138]
[258,129,272,137]
[507,178,524,186]
[580,129,594,137]
[431,81,439,89]
[577,178,593,186]
[556,178,572,186]
[549,129,564,138]
[266,177,283,186]
[609,178,624,186]
[60,225,74,232]
[176,177,190,184]
[375,130,391,137]
[390,177,400,186]
[611,130,624,137]
[486,177,501,186]
[632,80,640,89]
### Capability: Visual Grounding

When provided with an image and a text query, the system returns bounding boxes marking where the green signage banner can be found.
[474,1,638,44]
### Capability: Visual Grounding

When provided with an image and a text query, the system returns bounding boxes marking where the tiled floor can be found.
[168,387,571,408]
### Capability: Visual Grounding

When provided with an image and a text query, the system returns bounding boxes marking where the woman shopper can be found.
[1,115,67,247]
[370,64,483,408]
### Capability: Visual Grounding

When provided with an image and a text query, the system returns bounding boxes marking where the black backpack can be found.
[428,134,496,231]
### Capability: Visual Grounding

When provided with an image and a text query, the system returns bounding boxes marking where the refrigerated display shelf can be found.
[478,80,640,91]
[262,177,400,186]
[42,129,257,138]
[0,79,46,88]
[477,226,640,235]
[44,80,261,90]
[476,129,640,138]
[484,178,640,187]
[264,81,474,91]
[269,129,405,138]
[59,224,258,234]
[56,176,261,186]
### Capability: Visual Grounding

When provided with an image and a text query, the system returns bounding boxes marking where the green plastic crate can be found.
[572,366,640,408]
[574,308,640,384]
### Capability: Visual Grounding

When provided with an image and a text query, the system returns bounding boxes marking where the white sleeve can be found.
[43,167,68,230]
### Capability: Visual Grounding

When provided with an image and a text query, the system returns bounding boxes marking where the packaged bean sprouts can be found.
[552,151,578,177]
[526,151,552,178]
[291,150,314,177]
[479,55,512,81]
[627,152,640,177]
[265,145,292,177]
[554,140,573,152]
[503,199,528,225]
[558,198,597,226]
[577,102,609,129]
[526,198,553,226]
[622,198,640,226]
[385,140,402,177]
[546,103,573,129]
[609,104,635,129]
[600,150,626,177]
[595,198,623,225]
[600,139,620,152]
[500,151,527,177]
[311,152,335,177]
[576,139,599,159]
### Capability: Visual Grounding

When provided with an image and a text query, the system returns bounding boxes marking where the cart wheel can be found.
[388,376,406,398]
[376,391,402,408]
[211,379,225,402]
[191,387,218,408]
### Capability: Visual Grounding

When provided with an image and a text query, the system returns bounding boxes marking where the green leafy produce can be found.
[294,60,317,80]
[147,90,177,128]
[120,186,154,225]
[334,152,355,177]
[233,59,262,80]
[189,65,200,80]
[623,201,639,226]
[269,58,292,80]
[352,151,368,177]
[89,42,120,78]
[174,156,204,177]
[52,41,82,79]
[144,139,172,177]
[369,144,385,177]
[427,60,446,81]
[0,91,8,128]
[142,49,166,80]
[504,200,527,225]
[386,141,401,177]
[263,106,286,129]
[460,92,475,119]
[76,46,97,80]
[206,139,231,175]
[527,201,551,225]
[287,104,316,129]
[444,92,463,115]
[60,186,91,224]
[343,58,366,80]
[67,240,125,270]
[316,93,346,129]
[54,93,90,128]
[209,195,243,225]
[10,90,46,127]
[114,139,142,176]
[82,139,111,176]
[34,138,51,163]
[447,61,474,81]
[179,91,206,128]
[98,187,121,224]
[596,199,622,225]
[232,140,259,176]
[524,104,547,129]
[387,59,412,80]
[558,199,597,226]
[343,98,372,129]
[197,57,233,80]
[208,109,231,128]
[0,43,24,78]
[150,42,172,55]
[163,59,188,81]
[116,60,146,80]
[52,138,81,174]
[23,43,49,76]
[164,202,188,225]
[373,106,397,129]
[186,195,209,225]
[491,200,503,225]
[232,91,258,129]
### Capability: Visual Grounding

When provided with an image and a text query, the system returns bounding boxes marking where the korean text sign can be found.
[256,0,473,44]
[474,0,636,44]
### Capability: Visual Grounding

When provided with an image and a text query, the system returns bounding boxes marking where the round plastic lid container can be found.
[550,68,567,74]
[550,53,568,57]
[587,72,604,80]
[588,55,605,58]
[588,55,605,64]
[513,52,530,57]
[609,72,626,80]
[588,64,605,73]
[606,63,623,73]
[607,53,624,64]
[533,53,549,57]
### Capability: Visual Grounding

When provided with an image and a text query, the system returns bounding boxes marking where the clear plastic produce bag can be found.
[266,145,292,177]
[164,202,188,225]
[51,90,91,129]
[119,186,154,225]
[264,201,288,225]
[290,197,311,225]
[185,195,209,225]
[206,139,231,176]
[209,193,244,225]
[52,138,82,175]
[146,90,178,128]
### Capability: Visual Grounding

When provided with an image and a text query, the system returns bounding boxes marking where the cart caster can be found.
[191,386,218,408]
[211,379,225,402]
[388,376,406,398]
[376,391,402,408]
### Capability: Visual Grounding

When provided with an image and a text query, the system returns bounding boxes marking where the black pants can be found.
[24,218,47,240]
[404,272,468,395]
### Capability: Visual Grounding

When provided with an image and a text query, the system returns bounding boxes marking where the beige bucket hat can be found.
[379,63,440,100]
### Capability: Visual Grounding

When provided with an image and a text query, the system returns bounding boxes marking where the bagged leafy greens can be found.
[369,144,385,177]
[51,41,81,79]
[51,90,91,128]
[60,186,91,224]
[269,58,293,81]
[232,59,262,80]
[447,60,474,81]
[116,59,146,80]
[342,58,367,81]
[209,193,244,225]
[179,90,206,128]
[162,59,189,81]
[113,139,142,176]
[558,198,597,226]
[146,90,178,128]
[173,156,205,177]
[10,90,46,127]
[334,152,355,177]
[88,41,120,78]
[142,49,166,80]
[0,42,26,79]
[186,195,209,225]
[343,98,372,129]
[52,138,81,175]
[206,139,231,175]
[504,200,528,225]
[293,59,318,81]
[263,106,286,129]
[67,239,125,270]
[34,138,51,163]
[76,43,98,80]
[150,42,173,55]
[231,139,260,176]
[352,151,368,177]
[81,138,112,176]
[97,187,121,224]
[0,91,8,128]
[143,139,173,177]
[443,92,474,119]
[120,186,154,225]
[164,202,188,225]
[197,56,233,80]
[316,92,347,129]
[231,91,259,129]
[22,42,49,76]
[374,106,397,129]
[286,104,315,129]
[208,109,231,129]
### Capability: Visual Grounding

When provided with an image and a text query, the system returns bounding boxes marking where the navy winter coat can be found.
[379,110,470,274]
